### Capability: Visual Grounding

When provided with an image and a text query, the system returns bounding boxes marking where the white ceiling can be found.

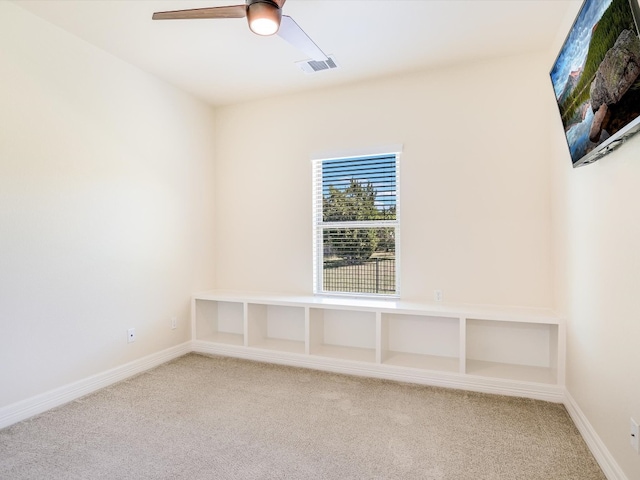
[12,0,577,107]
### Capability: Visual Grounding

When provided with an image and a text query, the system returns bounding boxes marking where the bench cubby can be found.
[381,313,460,373]
[194,299,244,346]
[247,303,306,354]
[309,307,377,363]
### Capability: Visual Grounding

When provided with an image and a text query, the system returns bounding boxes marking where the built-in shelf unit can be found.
[191,291,565,402]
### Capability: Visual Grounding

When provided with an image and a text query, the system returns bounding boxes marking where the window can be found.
[312,149,400,297]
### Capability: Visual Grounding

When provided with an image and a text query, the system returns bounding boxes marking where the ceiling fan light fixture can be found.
[247,1,281,36]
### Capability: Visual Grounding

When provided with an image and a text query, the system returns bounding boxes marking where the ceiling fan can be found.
[152,0,328,62]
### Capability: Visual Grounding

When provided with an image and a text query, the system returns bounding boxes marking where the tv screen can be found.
[551,0,640,167]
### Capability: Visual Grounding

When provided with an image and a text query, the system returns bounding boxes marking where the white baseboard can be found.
[564,390,628,480]
[0,342,191,430]
[191,341,565,403]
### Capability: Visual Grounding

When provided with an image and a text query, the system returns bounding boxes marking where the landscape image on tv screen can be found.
[551,0,640,167]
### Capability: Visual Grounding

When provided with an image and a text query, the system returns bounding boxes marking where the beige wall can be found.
[552,80,640,480]
[550,2,640,477]
[214,53,554,307]
[0,2,216,408]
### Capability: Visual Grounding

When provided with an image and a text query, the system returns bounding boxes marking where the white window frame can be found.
[312,146,401,298]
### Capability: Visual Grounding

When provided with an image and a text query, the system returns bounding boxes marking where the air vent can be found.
[296,55,339,74]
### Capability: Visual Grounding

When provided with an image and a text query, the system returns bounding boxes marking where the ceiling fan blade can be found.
[277,15,327,62]
[152,5,246,20]
[273,0,286,8]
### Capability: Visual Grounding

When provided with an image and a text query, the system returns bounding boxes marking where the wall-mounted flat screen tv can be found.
[551,0,640,167]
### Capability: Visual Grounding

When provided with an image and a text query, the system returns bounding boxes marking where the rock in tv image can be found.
[551,0,640,167]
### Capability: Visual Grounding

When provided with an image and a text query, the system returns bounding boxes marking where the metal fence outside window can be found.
[322,256,396,294]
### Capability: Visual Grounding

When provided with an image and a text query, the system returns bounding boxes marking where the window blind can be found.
[312,153,399,296]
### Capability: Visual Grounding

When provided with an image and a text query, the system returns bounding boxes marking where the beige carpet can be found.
[0,353,605,479]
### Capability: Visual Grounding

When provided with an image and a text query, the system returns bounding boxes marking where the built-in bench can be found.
[191,291,565,402]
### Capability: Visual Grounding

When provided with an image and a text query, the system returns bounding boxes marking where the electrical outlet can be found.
[170,317,177,330]
[127,328,136,343]
[434,289,443,302]
[631,418,639,453]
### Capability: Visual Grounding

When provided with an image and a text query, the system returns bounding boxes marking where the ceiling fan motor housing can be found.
[247,0,282,35]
